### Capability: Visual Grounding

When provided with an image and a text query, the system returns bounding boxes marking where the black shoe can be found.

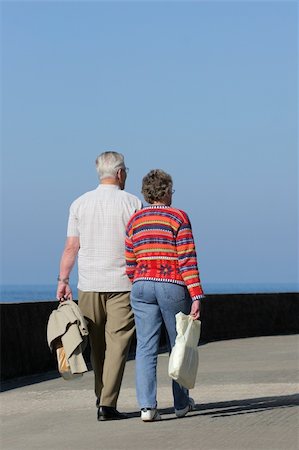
[97,406,128,421]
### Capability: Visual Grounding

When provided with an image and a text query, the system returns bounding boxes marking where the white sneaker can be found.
[141,408,162,422]
[175,398,196,418]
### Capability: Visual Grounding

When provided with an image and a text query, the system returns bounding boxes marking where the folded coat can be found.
[47,300,89,375]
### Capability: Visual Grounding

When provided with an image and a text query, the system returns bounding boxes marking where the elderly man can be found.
[56,151,142,421]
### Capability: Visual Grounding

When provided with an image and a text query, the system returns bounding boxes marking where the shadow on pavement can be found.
[154,394,299,421]
[0,370,61,392]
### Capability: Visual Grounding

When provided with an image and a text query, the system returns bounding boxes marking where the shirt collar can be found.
[97,184,120,190]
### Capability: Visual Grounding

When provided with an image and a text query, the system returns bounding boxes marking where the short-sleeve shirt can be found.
[67,184,142,292]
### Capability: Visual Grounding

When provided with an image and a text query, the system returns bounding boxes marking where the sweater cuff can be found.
[191,294,205,302]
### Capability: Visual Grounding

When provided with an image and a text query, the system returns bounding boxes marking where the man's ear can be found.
[117,168,126,189]
[116,168,122,182]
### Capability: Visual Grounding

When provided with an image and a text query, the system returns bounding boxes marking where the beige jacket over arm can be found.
[47,300,89,375]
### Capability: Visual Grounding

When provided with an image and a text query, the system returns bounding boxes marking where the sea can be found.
[0,283,298,303]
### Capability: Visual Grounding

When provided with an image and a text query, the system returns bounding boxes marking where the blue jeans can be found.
[130,280,192,410]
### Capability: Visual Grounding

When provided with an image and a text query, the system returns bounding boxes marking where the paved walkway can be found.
[1,335,299,450]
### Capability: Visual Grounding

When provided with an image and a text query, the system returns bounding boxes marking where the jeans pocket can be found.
[161,282,187,303]
[131,281,145,300]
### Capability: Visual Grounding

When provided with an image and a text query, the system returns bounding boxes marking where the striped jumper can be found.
[125,205,204,301]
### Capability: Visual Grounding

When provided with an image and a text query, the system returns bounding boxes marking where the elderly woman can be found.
[125,169,204,422]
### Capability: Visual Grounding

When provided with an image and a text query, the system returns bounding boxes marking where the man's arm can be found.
[56,236,80,300]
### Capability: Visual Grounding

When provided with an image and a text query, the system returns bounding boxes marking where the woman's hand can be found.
[190,300,200,320]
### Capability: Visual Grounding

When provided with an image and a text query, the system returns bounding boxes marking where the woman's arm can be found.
[176,213,204,318]
[125,221,137,282]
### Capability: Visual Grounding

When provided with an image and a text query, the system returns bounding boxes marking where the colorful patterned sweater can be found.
[125,205,204,301]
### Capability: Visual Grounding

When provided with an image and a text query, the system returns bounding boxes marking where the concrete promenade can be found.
[1,334,299,450]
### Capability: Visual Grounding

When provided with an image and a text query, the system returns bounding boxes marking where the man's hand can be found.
[190,300,200,320]
[56,281,73,301]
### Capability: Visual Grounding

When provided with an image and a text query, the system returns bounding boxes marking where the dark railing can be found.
[1,293,298,381]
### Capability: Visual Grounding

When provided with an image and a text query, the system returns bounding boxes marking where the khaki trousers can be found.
[78,290,135,408]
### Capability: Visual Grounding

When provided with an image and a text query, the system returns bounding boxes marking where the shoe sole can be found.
[98,416,122,421]
[98,415,126,421]
[142,418,162,422]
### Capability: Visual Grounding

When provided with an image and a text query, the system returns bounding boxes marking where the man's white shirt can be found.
[67,184,142,292]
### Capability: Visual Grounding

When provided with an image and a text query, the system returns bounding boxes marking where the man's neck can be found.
[100,178,119,186]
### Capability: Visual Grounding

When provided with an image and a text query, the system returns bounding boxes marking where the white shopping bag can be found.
[168,312,201,389]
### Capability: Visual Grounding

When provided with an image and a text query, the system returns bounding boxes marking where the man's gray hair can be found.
[95,151,125,180]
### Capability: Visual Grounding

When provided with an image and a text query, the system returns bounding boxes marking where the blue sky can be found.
[1,1,298,290]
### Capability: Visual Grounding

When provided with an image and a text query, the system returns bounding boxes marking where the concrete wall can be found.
[1,293,298,381]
